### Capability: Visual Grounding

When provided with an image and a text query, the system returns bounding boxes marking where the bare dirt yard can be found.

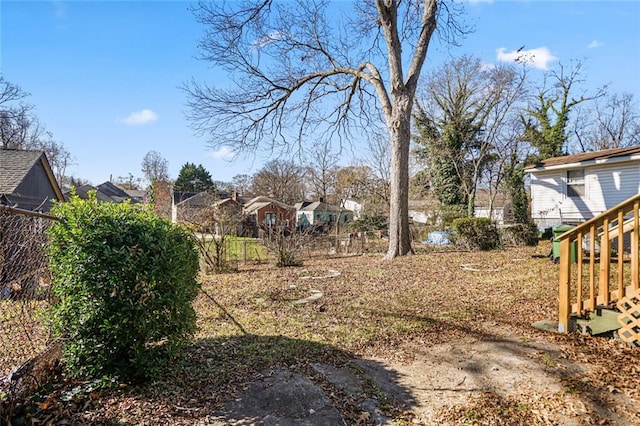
[4,242,640,425]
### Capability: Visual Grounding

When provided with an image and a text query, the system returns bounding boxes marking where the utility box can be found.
[552,225,577,264]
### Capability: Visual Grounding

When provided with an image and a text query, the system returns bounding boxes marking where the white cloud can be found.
[121,109,157,125]
[496,46,558,70]
[480,61,496,71]
[210,146,235,160]
[588,40,604,49]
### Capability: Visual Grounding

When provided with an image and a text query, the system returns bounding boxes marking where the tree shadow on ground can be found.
[4,310,634,425]
[369,308,632,424]
[2,334,416,425]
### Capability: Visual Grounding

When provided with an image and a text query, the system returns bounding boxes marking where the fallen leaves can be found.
[3,242,640,424]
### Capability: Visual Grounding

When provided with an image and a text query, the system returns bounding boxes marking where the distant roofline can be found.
[525,146,640,172]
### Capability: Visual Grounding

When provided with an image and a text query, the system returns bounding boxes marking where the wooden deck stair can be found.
[556,193,640,346]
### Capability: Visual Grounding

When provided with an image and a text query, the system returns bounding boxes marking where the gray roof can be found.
[64,184,118,203]
[525,145,640,170]
[244,196,294,214]
[123,188,147,200]
[298,201,342,213]
[96,181,131,202]
[0,149,44,193]
[176,191,218,207]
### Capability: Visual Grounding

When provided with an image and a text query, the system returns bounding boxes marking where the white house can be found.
[341,198,363,219]
[473,189,511,225]
[295,200,353,228]
[525,146,640,227]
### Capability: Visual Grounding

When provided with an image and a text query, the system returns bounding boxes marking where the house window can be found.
[567,169,585,198]
[265,212,277,226]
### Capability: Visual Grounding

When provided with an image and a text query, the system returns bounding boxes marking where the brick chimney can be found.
[153,180,173,220]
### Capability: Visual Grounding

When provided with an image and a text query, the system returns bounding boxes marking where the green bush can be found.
[429,204,466,227]
[47,194,200,382]
[451,217,501,251]
[500,223,539,247]
[347,214,387,232]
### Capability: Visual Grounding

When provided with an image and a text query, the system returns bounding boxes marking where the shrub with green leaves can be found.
[500,223,539,247]
[347,214,387,232]
[451,217,501,251]
[47,194,200,382]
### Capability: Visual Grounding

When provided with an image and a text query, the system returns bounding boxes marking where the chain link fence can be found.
[302,232,389,257]
[0,206,56,393]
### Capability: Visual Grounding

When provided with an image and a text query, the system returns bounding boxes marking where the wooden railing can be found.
[557,194,640,333]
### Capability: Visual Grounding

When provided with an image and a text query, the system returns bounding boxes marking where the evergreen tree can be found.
[174,163,215,192]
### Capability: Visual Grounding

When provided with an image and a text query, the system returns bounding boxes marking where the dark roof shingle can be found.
[525,146,640,170]
[0,149,44,193]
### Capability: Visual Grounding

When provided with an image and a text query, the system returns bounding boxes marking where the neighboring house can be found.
[408,199,436,225]
[96,181,138,203]
[0,149,64,212]
[64,182,148,204]
[473,189,512,225]
[172,191,198,223]
[211,198,244,236]
[122,188,148,203]
[243,196,295,237]
[525,146,640,227]
[342,199,364,220]
[63,184,118,203]
[172,189,244,224]
[296,200,353,229]
[407,191,511,226]
[174,191,243,235]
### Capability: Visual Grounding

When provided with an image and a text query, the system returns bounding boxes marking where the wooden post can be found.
[589,225,596,311]
[576,232,583,314]
[558,238,572,333]
[600,217,611,306]
[618,210,625,299]
[633,201,639,290]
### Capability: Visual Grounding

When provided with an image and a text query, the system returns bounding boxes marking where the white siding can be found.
[474,207,505,224]
[342,199,363,219]
[408,210,430,224]
[588,163,640,212]
[530,171,564,224]
[530,161,640,226]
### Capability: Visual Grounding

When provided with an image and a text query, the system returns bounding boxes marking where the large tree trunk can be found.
[384,95,413,259]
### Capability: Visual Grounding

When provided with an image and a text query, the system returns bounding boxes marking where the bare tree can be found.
[0,77,74,186]
[521,60,606,160]
[251,160,305,205]
[363,132,391,208]
[304,140,339,203]
[178,197,245,273]
[232,174,253,196]
[39,137,74,187]
[335,165,372,203]
[115,173,143,190]
[141,150,170,185]
[574,92,640,151]
[0,77,32,148]
[185,0,467,259]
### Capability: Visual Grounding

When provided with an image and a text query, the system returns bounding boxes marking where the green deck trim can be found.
[577,309,622,336]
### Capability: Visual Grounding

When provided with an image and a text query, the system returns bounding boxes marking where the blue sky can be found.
[1,0,639,186]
